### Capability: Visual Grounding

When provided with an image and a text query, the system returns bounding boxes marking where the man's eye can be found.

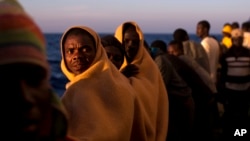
[124,39,130,44]
[82,48,87,52]
[82,46,92,52]
[66,49,74,54]
[23,67,46,87]
[132,40,139,45]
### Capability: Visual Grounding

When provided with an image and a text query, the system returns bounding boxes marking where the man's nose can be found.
[72,50,83,60]
[19,80,36,108]
[72,55,78,61]
[127,40,134,47]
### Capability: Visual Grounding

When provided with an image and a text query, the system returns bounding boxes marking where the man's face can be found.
[167,44,180,56]
[123,29,140,63]
[104,46,124,69]
[0,63,51,140]
[232,36,243,47]
[64,33,96,75]
[196,23,204,38]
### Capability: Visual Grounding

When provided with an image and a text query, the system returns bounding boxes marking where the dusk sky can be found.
[19,0,250,34]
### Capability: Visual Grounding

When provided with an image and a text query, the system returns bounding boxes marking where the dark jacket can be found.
[153,50,195,141]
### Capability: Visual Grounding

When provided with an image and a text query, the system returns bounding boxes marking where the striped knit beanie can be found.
[0,0,48,75]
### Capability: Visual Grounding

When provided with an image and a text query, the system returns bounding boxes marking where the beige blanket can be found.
[115,21,169,141]
[60,26,136,141]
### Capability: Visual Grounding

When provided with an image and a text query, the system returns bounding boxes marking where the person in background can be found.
[218,23,232,87]
[167,40,217,95]
[60,26,136,141]
[241,21,250,49]
[219,28,250,140]
[101,35,125,69]
[196,20,220,86]
[0,0,76,140]
[101,35,139,77]
[167,40,219,141]
[173,28,210,73]
[114,21,169,141]
[231,21,240,30]
[221,23,232,49]
[150,40,195,141]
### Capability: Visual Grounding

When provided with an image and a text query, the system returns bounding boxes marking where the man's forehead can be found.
[124,30,139,38]
[124,27,137,33]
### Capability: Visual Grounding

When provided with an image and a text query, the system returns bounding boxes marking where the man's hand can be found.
[120,64,139,78]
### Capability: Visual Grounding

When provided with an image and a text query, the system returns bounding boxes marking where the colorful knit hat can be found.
[0,0,48,74]
[0,1,70,139]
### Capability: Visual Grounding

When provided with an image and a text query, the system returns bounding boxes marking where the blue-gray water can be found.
[46,33,222,97]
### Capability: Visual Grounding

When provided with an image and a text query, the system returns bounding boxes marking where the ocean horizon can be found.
[44,32,222,44]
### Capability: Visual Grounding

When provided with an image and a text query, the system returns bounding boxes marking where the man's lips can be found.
[21,117,40,133]
[73,64,83,69]
[72,62,86,70]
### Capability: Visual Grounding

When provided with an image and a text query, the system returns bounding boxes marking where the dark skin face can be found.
[196,23,207,39]
[232,36,243,47]
[0,63,52,140]
[123,29,140,63]
[104,46,124,69]
[64,33,96,75]
[167,44,181,56]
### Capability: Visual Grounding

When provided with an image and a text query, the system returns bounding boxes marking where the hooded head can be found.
[60,26,111,83]
[101,35,124,69]
[61,27,96,76]
[114,21,145,66]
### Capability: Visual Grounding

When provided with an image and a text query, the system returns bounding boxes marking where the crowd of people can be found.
[1,0,250,141]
